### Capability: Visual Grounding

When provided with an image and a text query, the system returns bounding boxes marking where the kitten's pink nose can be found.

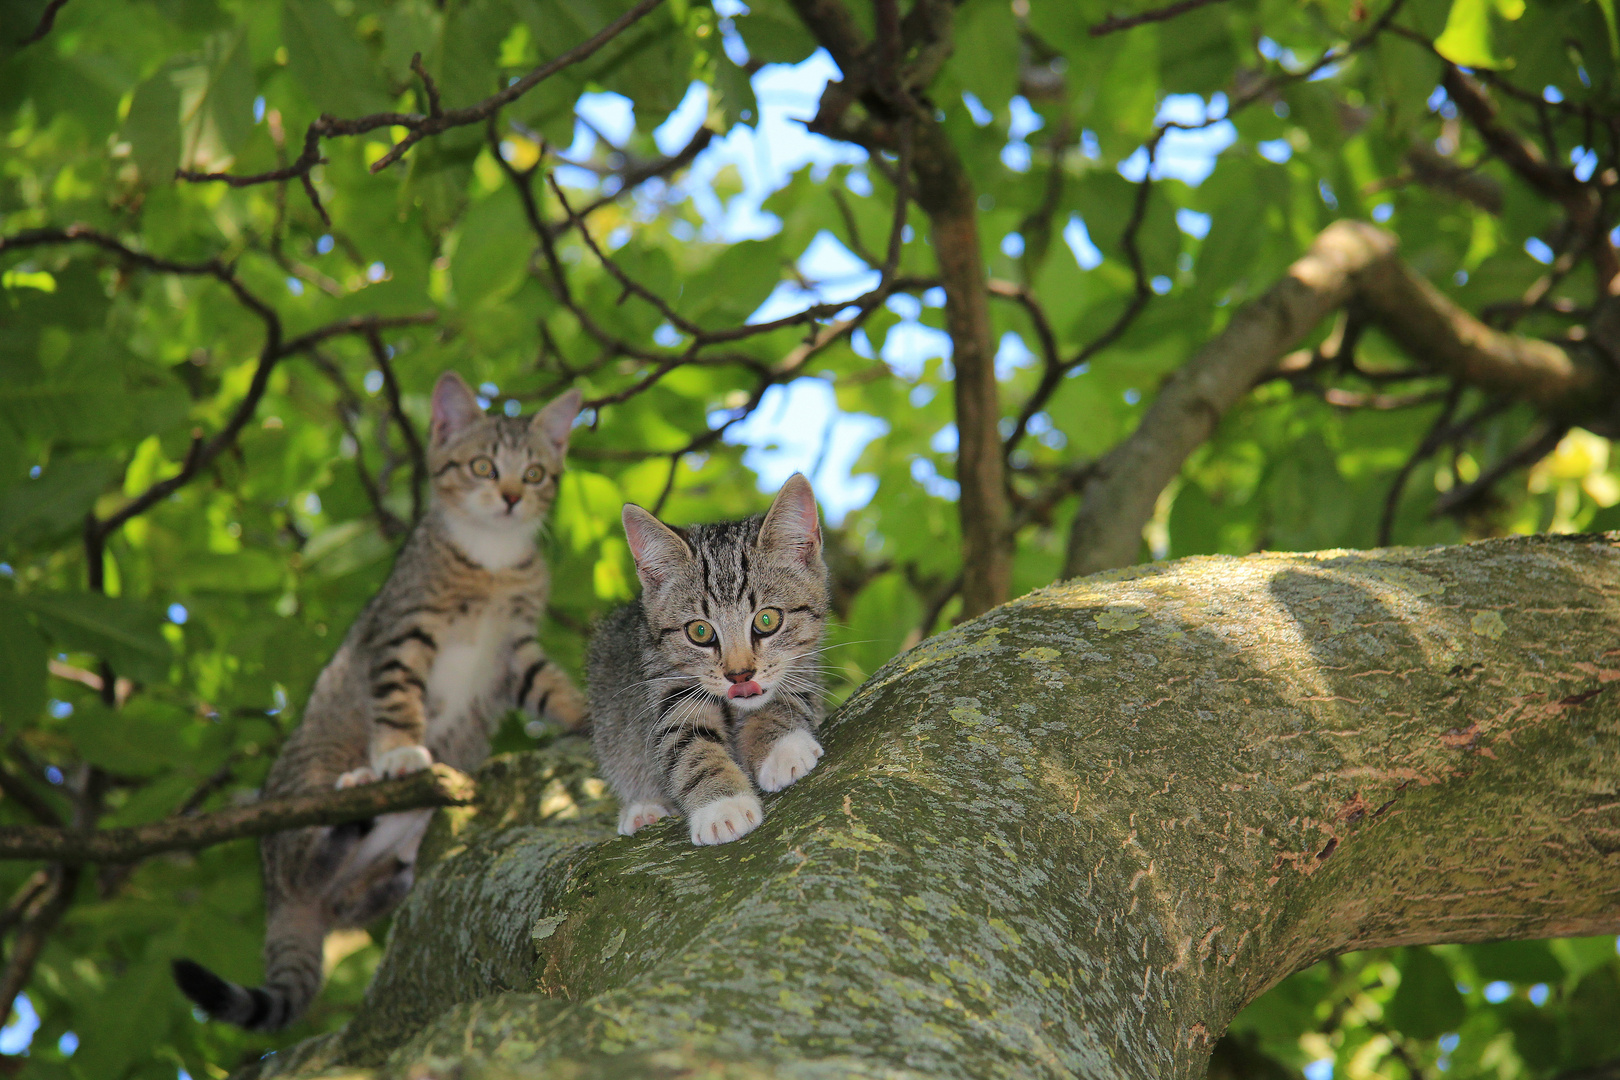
[725,669,755,684]
[500,491,521,508]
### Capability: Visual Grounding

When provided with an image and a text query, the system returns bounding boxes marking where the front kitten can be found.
[172,372,587,1030]
[589,473,829,846]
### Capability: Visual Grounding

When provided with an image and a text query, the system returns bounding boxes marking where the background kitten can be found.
[172,372,585,1030]
[589,473,829,846]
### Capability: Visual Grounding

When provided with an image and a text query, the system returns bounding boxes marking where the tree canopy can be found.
[2,0,1620,1076]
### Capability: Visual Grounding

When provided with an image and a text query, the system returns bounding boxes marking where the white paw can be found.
[335,766,377,789]
[756,730,824,793]
[372,745,434,780]
[617,801,672,836]
[688,794,764,846]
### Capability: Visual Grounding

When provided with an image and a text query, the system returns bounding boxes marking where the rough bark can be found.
[257,533,1620,1080]
[1063,220,1618,579]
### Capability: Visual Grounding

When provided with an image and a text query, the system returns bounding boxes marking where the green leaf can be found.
[122,69,181,185]
[61,700,183,777]
[732,7,816,66]
[0,459,119,550]
[19,591,172,684]
[451,188,534,307]
[950,0,1020,113]
[174,28,256,168]
[1435,0,1516,69]
[1387,948,1467,1039]
[1593,0,1620,58]
[70,959,172,1078]
[170,550,287,594]
[0,594,47,727]
[281,0,390,117]
[554,470,625,553]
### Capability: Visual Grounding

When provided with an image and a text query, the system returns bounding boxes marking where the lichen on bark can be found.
[263,534,1620,1080]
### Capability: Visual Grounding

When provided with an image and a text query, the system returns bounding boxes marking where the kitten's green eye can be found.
[523,464,546,484]
[752,608,782,635]
[685,620,716,646]
[469,456,496,479]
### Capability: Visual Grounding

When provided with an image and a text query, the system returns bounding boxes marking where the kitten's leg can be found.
[654,693,762,845]
[343,628,437,786]
[738,700,824,793]
[509,636,587,731]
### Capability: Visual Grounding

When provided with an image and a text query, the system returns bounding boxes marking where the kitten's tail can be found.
[172,906,325,1031]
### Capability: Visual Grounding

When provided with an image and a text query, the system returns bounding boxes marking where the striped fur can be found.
[589,473,829,846]
[173,372,585,1030]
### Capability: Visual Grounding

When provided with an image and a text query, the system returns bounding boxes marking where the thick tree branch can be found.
[275,535,1620,1080]
[1063,220,1617,578]
[0,765,474,864]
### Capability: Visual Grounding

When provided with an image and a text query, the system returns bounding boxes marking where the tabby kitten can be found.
[172,372,586,1031]
[589,473,829,846]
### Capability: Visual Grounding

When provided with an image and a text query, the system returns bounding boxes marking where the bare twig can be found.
[1434,423,1571,517]
[0,762,62,829]
[366,328,428,522]
[176,0,666,220]
[1377,385,1462,546]
[0,765,475,864]
[1091,0,1232,36]
[18,0,70,45]
[1004,138,1157,457]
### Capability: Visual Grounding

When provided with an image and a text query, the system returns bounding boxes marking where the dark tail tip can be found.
[172,958,234,1016]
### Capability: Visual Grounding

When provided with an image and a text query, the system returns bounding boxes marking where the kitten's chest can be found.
[424,591,528,724]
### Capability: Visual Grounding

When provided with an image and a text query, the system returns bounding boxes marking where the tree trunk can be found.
[261,533,1620,1080]
[911,122,1012,618]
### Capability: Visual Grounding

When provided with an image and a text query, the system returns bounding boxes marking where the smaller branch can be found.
[914,572,963,638]
[0,873,49,938]
[545,173,707,338]
[0,762,63,828]
[46,660,131,706]
[1004,140,1156,457]
[409,52,443,118]
[307,351,407,539]
[366,328,427,522]
[94,311,433,541]
[1377,385,1462,546]
[369,0,665,173]
[1091,0,1231,36]
[829,189,882,267]
[0,765,475,864]
[18,0,70,44]
[1434,423,1570,517]
[0,867,77,1021]
[549,125,715,238]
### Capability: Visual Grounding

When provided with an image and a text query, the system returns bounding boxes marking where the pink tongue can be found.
[727,681,763,699]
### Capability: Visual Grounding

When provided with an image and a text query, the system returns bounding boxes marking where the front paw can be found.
[756,729,823,793]
[371,745,433,779]
[688,794,763,846]
[617,801,672,836]
[335,766,377,789]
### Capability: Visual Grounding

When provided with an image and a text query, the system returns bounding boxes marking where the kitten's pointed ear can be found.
[623,504,691,587]
[758,472,822,567]
[431,371,485,446]
[530,388,582,456]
